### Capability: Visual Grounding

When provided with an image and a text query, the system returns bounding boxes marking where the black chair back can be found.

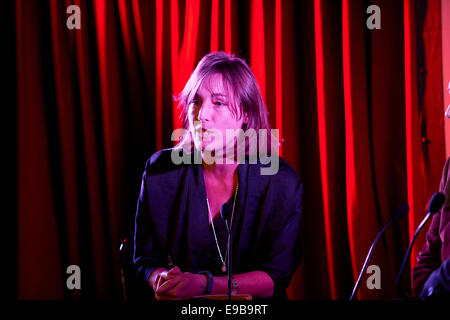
[119,238,155,300]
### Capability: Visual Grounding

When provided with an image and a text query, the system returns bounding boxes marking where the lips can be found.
[197,128,213,136]
[201,131,212,141]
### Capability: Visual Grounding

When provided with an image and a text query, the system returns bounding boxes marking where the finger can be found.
[153,269,168,291]
[154,273,163,290]
[154,275,166,291]
[159,277,192,299]
[153,274,160,290]
[164,266,182,280]
[168,266,182,275]
[156,293,182,300]
[173,266,181,272]
[156,289,184,300]
[160,270,169,278]
[156,277,183,294]
[158,271,169,284]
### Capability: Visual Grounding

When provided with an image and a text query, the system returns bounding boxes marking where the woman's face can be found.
[187,73,246,158]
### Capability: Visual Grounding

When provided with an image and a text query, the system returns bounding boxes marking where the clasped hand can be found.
[153,266,207,300]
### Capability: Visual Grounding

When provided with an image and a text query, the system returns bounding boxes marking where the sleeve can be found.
[256,179,303,298]
[412,158,449,297]
[133,163,166,285]
[419,258,450,298]
[412,213,442,297]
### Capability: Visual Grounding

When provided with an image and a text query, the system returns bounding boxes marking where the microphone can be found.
[395,192,446,297]
[349,202,409,300]
[426,192,446,214]
[220,203,232,300]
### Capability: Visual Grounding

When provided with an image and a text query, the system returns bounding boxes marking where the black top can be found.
[133,148,303,298]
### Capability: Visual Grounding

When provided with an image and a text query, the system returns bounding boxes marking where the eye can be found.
[189,99,200,108]
[214,101,225,106]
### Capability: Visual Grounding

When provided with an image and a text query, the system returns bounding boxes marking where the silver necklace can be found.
[206,183,239,273]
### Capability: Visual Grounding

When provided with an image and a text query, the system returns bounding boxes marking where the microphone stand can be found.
[224,219,232,301]
[349,202,409,300]
[395,212,432,297]
[349,220,393,300]
[395,192,445,298]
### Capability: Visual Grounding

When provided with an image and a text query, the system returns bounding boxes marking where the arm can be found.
[419,258,450,298]
[155,268,273,299]
[210,271,274,298]
[133,163,167,290]
[156,174,302,301]
[254,178,303,298]
[156,167,303,300]
[412,213,442,297]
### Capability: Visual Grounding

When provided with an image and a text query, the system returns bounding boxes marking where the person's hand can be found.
[148,268,169,293]
[155,266,207,300]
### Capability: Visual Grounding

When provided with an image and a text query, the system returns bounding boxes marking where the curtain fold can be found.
[17,0,65,299]
[14,0,446,299]
[342,0,383,299]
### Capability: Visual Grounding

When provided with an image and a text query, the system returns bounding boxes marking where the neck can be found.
[202,161,239,180]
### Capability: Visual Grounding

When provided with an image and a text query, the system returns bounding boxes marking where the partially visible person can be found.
[412,82,450,299]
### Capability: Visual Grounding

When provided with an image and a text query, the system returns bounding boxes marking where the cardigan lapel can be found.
[233,161,267,271]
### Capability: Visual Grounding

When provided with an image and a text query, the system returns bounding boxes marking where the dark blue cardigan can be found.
[133,148,303,298]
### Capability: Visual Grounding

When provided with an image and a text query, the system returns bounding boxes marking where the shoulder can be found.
[440,157,450,190]
[278,157,301,182]
[143,148,185,176]
[257,157,303,221]
[258,156,302,192]
[441,157,450,204]
[443,157,450,180]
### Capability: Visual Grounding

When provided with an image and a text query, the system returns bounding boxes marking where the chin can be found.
[201,144,218,153]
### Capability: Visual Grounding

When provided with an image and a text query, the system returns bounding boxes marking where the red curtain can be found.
[14,0,446,299]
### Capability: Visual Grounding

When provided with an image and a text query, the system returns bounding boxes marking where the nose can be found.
[198,101,212,122]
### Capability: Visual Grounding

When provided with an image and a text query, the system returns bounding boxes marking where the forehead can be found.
[196,73,230,97]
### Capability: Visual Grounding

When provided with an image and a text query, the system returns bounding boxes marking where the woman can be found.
[133,52,303,300]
